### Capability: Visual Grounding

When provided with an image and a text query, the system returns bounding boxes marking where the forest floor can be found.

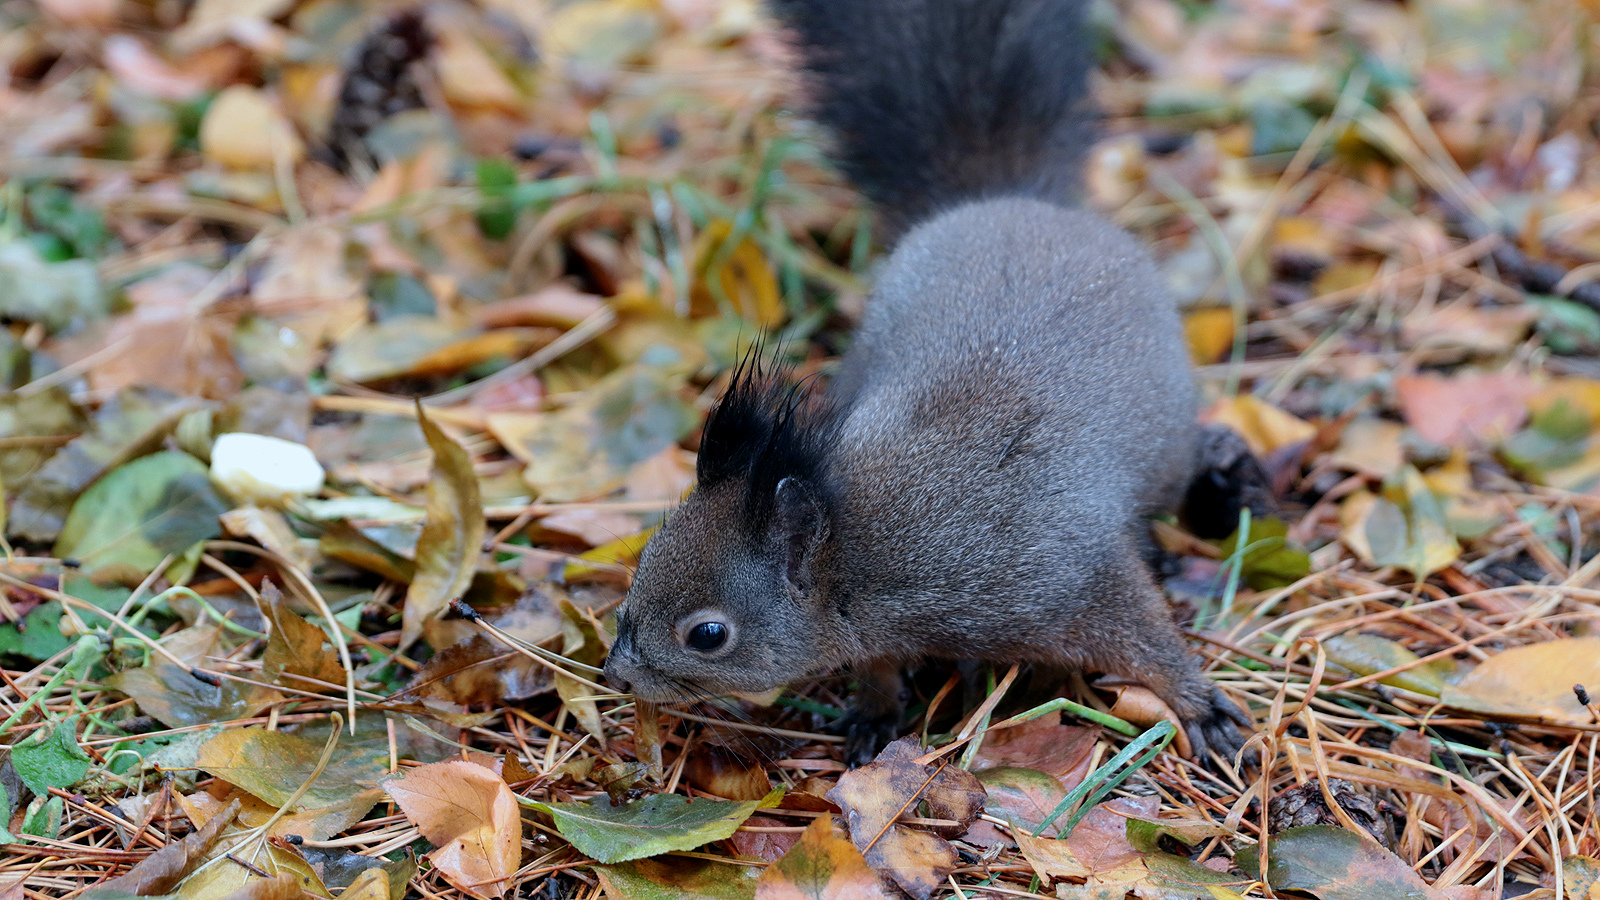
[0,0,1598,898]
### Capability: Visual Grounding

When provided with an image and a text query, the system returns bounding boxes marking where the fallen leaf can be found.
[195,728,388,810]
[1341,467,1460,579]
[1236,825,1442,900]
[970,713,1099,783]
[824,737,984,900]
[106,663,282,728]
[12,717,91,795]
[394,635,545,726]
[1218,516,1311,590]
[685,746,774,802]
[54,450,227,584]
[82,799,240,899]
[597,856,764,900]
[1394,372,1531,448]
[976,767,1069,837]
[1440,638,1600,726]
[102,35,209,101]
[1329,417,1406,478]
[200,86,305,171]
[528,788,782,864]
[8,388,199,543]
[382,760,520,899]
[1323,633,1447,696]
[1203,395,1315,458]
[400,407,485,650]
[259,581,346,690]
[755,814,894,900]
[1065,796,1156,873]
[1184,307,1235,365]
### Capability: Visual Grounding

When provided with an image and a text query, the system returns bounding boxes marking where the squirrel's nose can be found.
[602,655,633,695]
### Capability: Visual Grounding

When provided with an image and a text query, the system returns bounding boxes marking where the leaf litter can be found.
[0,0,1598,898]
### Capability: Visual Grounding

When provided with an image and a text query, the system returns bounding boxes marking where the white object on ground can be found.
[210,433,326,506]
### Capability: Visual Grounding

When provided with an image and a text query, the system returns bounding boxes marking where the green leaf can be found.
[9,388,200,544]
[1323,633,1447,696]
[27,182,109,259]
[529,788,783,864]
[13,717,91,795]
[1217,516,1311,589]
[594,857,761,900]
[475,158,519,240]
[399,406,485,650]
[1236,825,1439,900]
[0,239,107,333]
[1531,295,1600,355]
[1364,466,1459,579]
[21,793,64,840]
[55,450,227,584]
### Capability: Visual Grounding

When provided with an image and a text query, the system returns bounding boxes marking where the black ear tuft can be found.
[697,346,836,534]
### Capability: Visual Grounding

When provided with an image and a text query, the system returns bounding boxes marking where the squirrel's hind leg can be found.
[839,660,909,767]
[1066,554,1253,767]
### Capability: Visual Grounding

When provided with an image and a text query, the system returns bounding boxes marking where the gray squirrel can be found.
[603,0,1256,765]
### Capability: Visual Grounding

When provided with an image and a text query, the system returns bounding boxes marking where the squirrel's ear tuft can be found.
[772,477,827,590]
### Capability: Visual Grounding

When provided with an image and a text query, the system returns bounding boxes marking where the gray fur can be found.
[604,0,1251,764]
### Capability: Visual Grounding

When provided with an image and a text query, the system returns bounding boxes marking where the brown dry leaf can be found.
[975,767,1068,837]
[1394,372,1532,447]
[200,86,305,171]
[474,285,608,329]
[1065,796,1157,873]
[64,263,244,399]
[755,814,895,900]
[434,24,524,110]
[179,786,376,844]
[971,713,1098,783]
[1440,638,1600,726]
[258,580,346,690]
[823,736,984,900]
[1105,684,1192,759]
[220,505,320,574]
[381,760,520,899]
[685,746,773,802]
[91,799,240,896]
[1400,303,1535,356]
[394,634,543,726]
[400,408,486,650]
[1203,395,1316,457]
[103,35,209,101]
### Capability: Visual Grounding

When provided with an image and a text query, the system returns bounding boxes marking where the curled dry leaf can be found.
[259,580,346,690]
[83,798,240,898]
[394,635,543,727]
[400,406,485,650]
[823,737,985,900]
[1105,685,1192,759]
[755,814,895,900]
[1440,638,1600,726]
[381,760,521,899]
[683,745,772,802]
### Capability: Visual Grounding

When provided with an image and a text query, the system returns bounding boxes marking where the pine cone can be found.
[1268,778,1390,847]
[324,9,432,173]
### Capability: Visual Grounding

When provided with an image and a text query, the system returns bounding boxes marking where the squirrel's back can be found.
[773,0,1096,237]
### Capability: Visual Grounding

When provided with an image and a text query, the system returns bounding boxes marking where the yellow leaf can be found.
[691,219,783,327]
[200,86,303,171]
[1204,395,1316,457]
[1184,307,1234,365]
[1440,638,1600,727]
[435,25,523,109]
[563,526,656,581]
[400,407,485,650]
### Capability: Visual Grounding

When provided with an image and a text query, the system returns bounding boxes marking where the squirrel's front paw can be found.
[1182,688,1254,768]
[838,708,904,767]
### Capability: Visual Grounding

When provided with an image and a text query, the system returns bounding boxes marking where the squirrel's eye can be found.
[686,621,728,652]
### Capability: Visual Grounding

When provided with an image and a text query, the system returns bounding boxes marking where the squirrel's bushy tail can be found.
[770,0,1096,236]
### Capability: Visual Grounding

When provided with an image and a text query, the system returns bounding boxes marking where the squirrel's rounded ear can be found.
[772,477,826,588]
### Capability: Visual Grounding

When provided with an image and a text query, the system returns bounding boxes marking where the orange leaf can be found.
[382,761,521,899]
[755,814,895,900]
